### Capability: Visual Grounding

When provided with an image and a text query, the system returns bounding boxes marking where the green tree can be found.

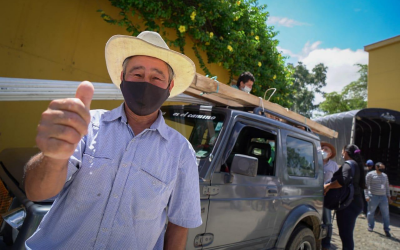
[319,64,368,115]
[318,91,349,114]
[98,0,294,107]
[287,62,328,118]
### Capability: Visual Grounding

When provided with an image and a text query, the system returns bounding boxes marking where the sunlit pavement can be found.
[1,209,400,249]
[328,209,400,249]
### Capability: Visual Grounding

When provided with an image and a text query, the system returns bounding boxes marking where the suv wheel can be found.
[286,224,316,250]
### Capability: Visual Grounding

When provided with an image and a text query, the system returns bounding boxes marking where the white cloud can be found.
[277,46,297,58]
[277,42,369,104]
[268,16,310,27]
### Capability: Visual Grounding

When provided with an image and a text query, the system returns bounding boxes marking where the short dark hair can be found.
[236,71,255,87]
[375,162,383,168]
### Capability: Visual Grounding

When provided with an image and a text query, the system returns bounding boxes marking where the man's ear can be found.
[120,71,124,82]
[169,80,175,92]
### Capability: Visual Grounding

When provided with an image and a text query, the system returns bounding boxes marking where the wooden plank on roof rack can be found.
[184,87,243,107]
[190,73,338,139]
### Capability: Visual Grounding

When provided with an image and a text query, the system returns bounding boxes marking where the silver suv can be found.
[0,105,327,250]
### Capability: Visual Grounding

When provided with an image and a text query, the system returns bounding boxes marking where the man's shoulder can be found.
[366,171,375,177]
[164,125,196,163]
[164,125,193,148]
[327,159,338,169]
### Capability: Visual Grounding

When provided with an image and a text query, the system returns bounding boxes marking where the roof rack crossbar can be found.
[253,107,312,133]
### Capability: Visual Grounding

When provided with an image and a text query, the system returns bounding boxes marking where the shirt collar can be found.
[149,110,169,141]
[103,103,127,123]
[103,103,169,141]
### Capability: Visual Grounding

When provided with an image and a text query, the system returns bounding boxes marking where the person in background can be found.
[365,162,393,237]
[320,142,339,250]
[324,144,366,250]
[232,71,255,93]
[365,160,375,173]
[361,159,375,218]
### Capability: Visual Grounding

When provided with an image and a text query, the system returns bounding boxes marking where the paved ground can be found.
[1,210,399,249]
[328,209,400,250]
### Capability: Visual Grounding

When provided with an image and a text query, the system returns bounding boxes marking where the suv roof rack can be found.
[186,73,338,138]
[252,107,312,133]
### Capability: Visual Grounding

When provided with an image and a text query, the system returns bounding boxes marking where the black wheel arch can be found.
[275,205,322,250]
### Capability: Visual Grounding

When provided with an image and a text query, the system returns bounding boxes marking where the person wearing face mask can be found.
[320,142,339,250]
[23,31,202,250]
[232,71,255,93]
[361,159,375,218]
[323,144,366,250]
[365,162,393,237]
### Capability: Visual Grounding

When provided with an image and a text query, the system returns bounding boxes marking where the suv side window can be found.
[286,136,315,177]
[223,126,276,176]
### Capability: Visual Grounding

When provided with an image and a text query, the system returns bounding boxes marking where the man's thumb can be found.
[75,81,94,109]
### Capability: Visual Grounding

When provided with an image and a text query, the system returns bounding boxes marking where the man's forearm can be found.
[24,153,68,201]
[164,222,188,250]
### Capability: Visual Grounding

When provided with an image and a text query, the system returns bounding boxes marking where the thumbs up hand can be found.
[36,81,94,160]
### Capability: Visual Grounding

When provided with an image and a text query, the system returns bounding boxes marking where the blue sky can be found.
[260,0,400,103]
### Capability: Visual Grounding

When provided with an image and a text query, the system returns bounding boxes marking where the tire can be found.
[285,224,316,250]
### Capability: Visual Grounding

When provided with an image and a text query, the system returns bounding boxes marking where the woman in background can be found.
[324,144,366,250]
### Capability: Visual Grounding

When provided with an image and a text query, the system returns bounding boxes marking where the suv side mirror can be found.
[231,154,258,177]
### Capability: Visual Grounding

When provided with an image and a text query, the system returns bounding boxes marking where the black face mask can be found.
[378,167,385,172]
[120,80,170,116]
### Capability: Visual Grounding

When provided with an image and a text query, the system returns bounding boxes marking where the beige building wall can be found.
[0,0,229,152]
[365,35,400,111]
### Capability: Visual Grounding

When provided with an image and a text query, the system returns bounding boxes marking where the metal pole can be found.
[388,122,392,148]
[356,124,364,147]
[358,120,373,148]
[368,119,382,149]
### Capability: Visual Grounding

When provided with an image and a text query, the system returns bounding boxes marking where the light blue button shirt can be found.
[26,104,202,250]
[323,159,339,183]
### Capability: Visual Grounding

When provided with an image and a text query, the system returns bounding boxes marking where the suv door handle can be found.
[267,188,278,196]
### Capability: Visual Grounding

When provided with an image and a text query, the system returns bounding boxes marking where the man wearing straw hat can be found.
[321,141,339,250]
[24,31,202,249]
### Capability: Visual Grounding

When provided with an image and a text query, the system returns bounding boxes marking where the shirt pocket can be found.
[67,154,114,204]
[130,166,173,220]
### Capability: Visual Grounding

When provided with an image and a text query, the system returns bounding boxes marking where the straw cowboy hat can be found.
[105,31,196,97]
[321,141,336,159]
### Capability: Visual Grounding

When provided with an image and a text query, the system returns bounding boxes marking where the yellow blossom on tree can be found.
[255,36,259,41]
[205,42,210,45]
[190,11,196,21]
[273,75,276,79]
[251,32,254,36]
[237,1,241,5]
[258,62,262,67]
[227,45,233,52]
[218,62,222,66]
[178,25,186,33]
[233,16,239,21]
[219,36,224,40]
[210,32,214,38]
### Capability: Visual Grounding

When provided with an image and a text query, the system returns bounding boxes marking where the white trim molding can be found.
[0,77,211,105]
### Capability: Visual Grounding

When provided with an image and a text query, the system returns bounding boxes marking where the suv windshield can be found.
[162,106,225,169]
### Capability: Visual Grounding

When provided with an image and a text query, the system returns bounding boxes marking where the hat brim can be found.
[105,35,196,98]
[321,141,337,159]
